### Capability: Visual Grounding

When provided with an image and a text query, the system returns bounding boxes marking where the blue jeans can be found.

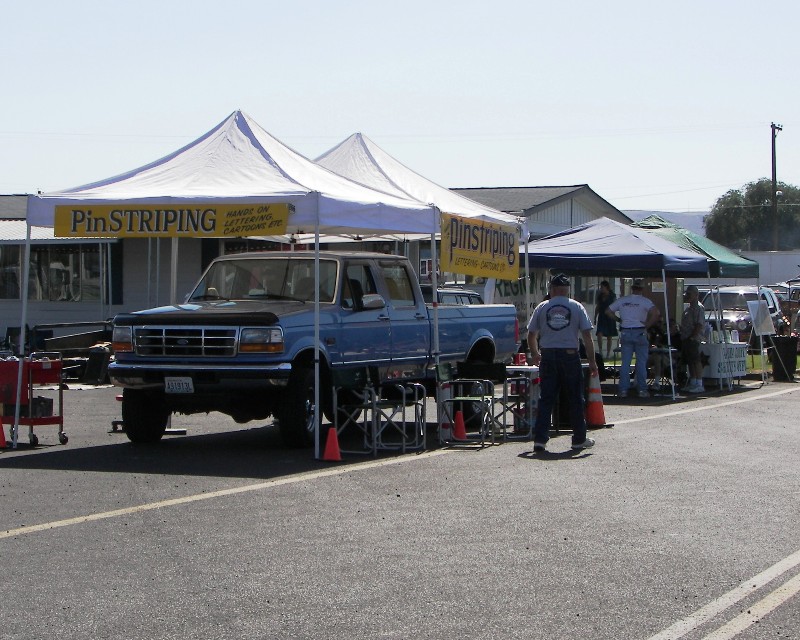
[533,349,587,446]
[619,329,649,394]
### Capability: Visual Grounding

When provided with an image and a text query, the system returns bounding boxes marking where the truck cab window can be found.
[380,263,415,307]
[343,263,377,310]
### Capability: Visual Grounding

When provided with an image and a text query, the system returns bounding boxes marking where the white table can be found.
[700,342,748,388]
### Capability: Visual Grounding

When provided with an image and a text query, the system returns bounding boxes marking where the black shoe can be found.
[533,442,546,453]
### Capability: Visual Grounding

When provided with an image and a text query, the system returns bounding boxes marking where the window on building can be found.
[0,244,105,301]
[0,245,21,299]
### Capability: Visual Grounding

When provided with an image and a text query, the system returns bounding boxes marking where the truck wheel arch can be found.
[466,337,496,365]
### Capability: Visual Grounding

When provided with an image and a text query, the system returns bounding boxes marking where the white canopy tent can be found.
[315,132,518,224]
[315,132,527,318]
[27,111,438,235]
[21,110,439,454]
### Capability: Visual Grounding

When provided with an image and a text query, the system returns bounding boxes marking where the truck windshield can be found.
[188,258,338,303]
[720,293,756,310]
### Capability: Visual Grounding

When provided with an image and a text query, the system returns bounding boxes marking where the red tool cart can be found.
[0,352,66,448]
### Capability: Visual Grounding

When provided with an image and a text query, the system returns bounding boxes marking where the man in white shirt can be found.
[606,279,661,398]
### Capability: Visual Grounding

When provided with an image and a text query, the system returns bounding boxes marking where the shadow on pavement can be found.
[517,449,592,461]
[0,423,424,480]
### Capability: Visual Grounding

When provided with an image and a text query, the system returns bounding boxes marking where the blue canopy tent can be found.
[523,217,711,399]
[522,217,710,277]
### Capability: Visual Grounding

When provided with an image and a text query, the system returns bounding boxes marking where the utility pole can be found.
[771,122,782,250]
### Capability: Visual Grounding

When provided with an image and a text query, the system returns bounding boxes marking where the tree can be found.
[704,178,800,250]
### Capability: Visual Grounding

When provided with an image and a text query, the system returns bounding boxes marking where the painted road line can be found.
[0,449,451,539]
[647,548,800,640]
[615,387,798,426]
[701,570,800,639]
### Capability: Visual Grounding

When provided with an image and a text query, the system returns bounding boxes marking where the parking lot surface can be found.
[1,381,799,639]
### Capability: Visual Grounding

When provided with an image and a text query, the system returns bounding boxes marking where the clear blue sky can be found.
[1,0,797,213]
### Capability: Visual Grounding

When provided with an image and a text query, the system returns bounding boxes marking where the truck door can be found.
[338,261,392,368]
[378,260,430,378]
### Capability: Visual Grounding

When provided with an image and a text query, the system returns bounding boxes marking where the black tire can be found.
[277,368,316,447]
[122,388,169,443]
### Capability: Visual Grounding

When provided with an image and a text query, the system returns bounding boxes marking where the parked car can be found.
[701,286,785,349]
[419,284,484,305]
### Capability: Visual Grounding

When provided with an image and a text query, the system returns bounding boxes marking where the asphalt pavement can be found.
[1,379,799,640]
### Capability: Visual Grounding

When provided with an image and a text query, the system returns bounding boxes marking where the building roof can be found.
[451,185,632,223]
[0,194,29,219]
[451,186,583,213]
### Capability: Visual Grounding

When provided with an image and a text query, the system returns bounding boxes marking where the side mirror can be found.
[361,293,386,310]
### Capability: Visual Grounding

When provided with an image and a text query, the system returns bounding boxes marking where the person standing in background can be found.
[680,285,706,394]
[594,280,618,359]
[606,279,661,398]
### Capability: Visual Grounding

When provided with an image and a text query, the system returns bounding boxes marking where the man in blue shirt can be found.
[527,274,598,453]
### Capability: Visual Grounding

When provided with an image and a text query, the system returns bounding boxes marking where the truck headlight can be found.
[112,326,133,353]
[239,327,284,353]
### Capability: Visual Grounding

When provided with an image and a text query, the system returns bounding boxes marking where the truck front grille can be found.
[134,327,237,357]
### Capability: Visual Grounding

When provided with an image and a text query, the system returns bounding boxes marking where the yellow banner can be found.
[440,213,519,280]
[54,203,291,238]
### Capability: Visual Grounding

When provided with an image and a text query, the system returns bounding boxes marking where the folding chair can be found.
[331,367,426,455]
[456,361,523,440]
[371,376,427,453]
[497,367,539,441]
[435,362,496,448]
[331,366,378,455]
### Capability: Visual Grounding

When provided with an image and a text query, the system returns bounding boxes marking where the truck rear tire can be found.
[122,389,169,443]
[278,368,315,447]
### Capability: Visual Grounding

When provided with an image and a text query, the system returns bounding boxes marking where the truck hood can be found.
[113,300,311,326]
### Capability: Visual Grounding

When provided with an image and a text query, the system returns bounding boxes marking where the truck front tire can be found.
[278,368,316,447]
[122,389,170,443]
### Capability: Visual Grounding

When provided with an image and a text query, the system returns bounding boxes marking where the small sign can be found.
[440,213,520,280]
[55,203,291,238]
[748,300,776,336]
[701,343,748,379]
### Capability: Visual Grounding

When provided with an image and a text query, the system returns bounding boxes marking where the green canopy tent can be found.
[630,214,759,279]
[632,214,764,387]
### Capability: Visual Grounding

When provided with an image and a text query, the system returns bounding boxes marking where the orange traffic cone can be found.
[452,410,468,440]
[585,373,611,428]
[322,425,342,461]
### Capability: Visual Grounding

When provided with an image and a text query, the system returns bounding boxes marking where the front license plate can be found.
[165,376,194,394]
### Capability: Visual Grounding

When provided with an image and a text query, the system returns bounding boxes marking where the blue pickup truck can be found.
[109,251,518,446]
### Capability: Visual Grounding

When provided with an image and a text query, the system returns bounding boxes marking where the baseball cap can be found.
[550,273,570,287]
[632,279,644,289]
